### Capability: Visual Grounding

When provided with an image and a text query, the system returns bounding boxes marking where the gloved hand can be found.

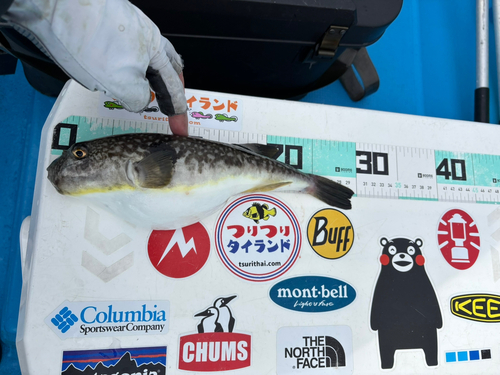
[4,0,188,135]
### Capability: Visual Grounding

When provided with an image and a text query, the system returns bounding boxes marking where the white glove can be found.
[4,0,188,135]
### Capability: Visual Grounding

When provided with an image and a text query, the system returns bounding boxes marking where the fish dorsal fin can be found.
[127,148,176,189]
[235,143,280,159]
[242,181,292,193]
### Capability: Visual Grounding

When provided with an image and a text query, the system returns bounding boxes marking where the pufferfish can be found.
[47,134,353,230]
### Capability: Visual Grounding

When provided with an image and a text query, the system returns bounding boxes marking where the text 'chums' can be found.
[178,294,251,371]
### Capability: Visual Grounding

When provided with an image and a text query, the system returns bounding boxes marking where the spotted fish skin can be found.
[47,134,353,229]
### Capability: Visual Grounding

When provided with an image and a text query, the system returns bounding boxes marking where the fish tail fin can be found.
[268,208,277,217]
[308,174,354,209]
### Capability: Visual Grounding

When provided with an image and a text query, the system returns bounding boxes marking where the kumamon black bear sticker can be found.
[370,237,442,370]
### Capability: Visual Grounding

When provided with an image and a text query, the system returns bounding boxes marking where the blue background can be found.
[1,0,499,372]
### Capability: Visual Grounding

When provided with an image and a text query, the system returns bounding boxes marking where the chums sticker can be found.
[269,276,356,313]
[178,294,251,371]
[179,333,251,371]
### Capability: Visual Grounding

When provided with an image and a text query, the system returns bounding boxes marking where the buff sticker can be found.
[307,209,354,259]
[215,194,301,282]
[277,326,353,374]
[45,300,169,339]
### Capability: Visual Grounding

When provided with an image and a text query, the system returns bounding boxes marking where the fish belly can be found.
[79,176,307,229]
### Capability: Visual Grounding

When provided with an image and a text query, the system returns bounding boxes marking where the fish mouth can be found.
[46,156,65,194]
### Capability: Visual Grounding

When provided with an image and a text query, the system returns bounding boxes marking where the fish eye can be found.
[388,245,397,255]
[72,147,87,159]
[407,246,415,255]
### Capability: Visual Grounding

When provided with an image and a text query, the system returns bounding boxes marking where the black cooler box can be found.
[0,0,402,100]
[138,0,403,100]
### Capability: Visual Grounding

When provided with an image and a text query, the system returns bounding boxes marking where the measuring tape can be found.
[53,116,500,205]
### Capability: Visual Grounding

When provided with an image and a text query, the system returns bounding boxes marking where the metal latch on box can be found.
[316,26,348,58]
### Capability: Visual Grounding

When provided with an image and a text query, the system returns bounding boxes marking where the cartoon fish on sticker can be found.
[47,134,353,230]
[103,101,124,110]
[243,203,276,224]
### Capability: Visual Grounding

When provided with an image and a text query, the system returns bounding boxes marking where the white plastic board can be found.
[18,80,500,374]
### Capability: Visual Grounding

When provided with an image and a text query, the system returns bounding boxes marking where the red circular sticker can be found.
[148,223,210,278]
[437,209,480,270]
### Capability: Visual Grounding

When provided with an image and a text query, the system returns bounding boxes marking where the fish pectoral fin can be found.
[242,181,292,193]
[129,149,176,189]
[234,143,281,159]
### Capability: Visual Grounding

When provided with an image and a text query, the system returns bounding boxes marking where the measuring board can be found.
[18,81,500,375]
[53,116,500,204]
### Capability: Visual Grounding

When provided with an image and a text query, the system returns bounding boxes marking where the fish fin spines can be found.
[308,174,354,209]
[235,143,281,159]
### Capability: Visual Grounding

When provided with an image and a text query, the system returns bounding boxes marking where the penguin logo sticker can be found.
[195,295,237,333]
[178,294,251,372]
[307,209,354,259]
